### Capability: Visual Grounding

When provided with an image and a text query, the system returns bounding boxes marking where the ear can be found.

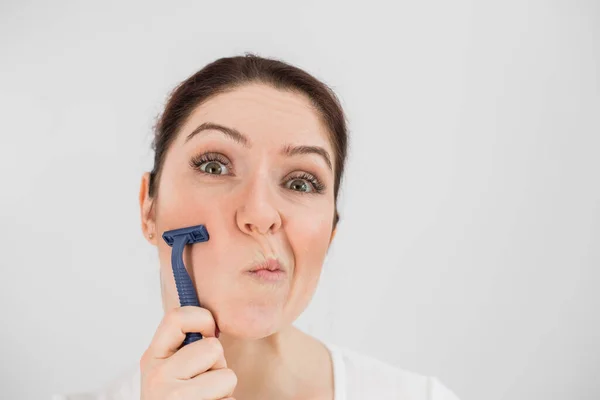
[139,172,157,245]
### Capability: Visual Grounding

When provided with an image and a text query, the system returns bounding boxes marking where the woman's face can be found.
[140,83,336,339]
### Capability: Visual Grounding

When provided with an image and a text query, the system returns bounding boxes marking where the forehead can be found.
[180,84,333,150]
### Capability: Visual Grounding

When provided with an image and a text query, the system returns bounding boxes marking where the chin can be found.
[214,301,288,340]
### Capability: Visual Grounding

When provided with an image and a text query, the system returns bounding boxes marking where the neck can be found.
[218,325,333,400]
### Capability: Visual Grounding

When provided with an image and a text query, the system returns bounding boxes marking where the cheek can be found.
[155,165,234,236]
[153,172,233,301]
[292,215,332,266]
[284,209,333,307]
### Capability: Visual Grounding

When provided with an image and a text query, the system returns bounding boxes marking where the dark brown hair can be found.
[149,54,348,227]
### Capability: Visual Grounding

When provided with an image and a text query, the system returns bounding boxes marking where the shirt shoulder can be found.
[327,343,460,400]
[52,364,140,400]
[53,346,460,400]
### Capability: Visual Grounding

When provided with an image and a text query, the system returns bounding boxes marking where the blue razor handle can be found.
[162,224,210,347]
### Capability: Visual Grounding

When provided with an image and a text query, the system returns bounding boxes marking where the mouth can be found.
[246,258,287,283]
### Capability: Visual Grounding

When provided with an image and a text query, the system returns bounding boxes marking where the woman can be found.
[56,54,460,400]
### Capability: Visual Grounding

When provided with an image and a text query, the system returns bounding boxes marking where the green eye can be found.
[287,178,312,193]
[191,152,231,176]
[201,161,227,175]
[284,172,325,194]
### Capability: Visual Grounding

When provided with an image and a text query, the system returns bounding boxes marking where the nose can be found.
[235,176,282,236]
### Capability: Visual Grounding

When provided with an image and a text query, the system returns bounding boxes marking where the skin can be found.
[139,83,338,399]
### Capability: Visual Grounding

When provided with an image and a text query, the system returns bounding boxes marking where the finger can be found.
[146,306,217,360]
[180,368,238,400]
[162,337,227,379]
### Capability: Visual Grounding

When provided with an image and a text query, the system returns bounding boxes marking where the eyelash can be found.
[288,172,326,193]
[190,152,231,171]
[189,152,326,194]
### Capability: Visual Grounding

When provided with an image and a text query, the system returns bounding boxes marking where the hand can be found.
[140,306,237,399]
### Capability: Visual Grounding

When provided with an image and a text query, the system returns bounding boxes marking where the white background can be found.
[1,1,598,399]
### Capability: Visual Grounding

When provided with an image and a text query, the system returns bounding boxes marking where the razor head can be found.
[162,224,210,247]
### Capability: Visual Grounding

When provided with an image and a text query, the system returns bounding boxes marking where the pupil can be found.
[206,162,222,174]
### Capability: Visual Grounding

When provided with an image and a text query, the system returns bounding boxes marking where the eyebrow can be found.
[185,122,333,171]
[186,122,250,147]
[282,144,332,171]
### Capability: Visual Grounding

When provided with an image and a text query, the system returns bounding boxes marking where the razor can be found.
[162,224,210,347]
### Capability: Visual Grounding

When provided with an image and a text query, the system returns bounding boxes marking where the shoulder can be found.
[327,343,460,400]
[52,364,140,400]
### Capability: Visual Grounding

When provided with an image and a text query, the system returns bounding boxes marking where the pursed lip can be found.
[248,258,283,273]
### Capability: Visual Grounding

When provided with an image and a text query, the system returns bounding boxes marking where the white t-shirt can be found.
[53,343,460,400]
